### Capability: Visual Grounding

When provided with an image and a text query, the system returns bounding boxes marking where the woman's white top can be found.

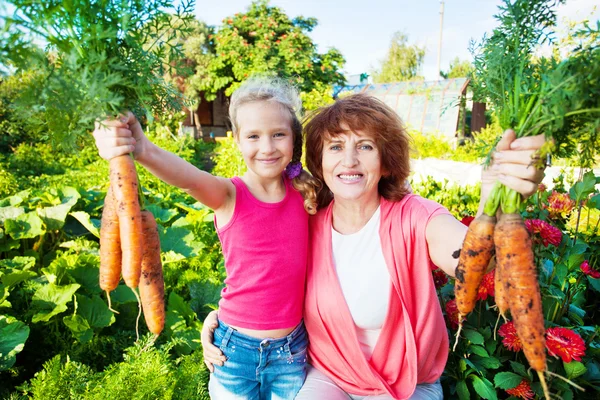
[331,206,391,359]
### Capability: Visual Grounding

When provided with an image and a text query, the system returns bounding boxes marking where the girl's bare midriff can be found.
[231,325,296,339]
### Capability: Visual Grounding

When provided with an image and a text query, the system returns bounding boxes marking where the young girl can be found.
[93,77,319,399]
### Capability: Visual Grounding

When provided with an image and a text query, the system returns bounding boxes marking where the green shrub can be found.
[211,138,246,178]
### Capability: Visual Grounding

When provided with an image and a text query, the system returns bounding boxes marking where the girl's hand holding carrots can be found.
[93,112,149,162]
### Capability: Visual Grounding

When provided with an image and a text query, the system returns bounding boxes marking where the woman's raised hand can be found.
[481,130,546,200]
[93,112,148,161]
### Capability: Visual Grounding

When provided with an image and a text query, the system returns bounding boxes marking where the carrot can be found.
[493,254,509,340]
[453,213,496,350]
[139,211,165,335]
[110,154,143,288]
[99,186,121,312]
[495,212,549,400]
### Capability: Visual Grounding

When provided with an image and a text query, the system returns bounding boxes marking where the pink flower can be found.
[581,260,600,279]
[546,327,586,363]
[525,219,562,247]
[546,191,575,218]
[538,183,547,193]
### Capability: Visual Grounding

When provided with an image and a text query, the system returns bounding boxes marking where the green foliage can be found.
[371,32,425,83]
[0,315,30,370]
[1,0,196,150]
[192,0,345,111]
[211,138,247,178]
[411,177,480,218]
[440,57,474,79]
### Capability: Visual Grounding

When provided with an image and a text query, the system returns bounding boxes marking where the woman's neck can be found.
[332,194,381,235]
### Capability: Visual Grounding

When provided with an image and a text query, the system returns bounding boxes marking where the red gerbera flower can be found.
[460,216,475,227]
[432,269,448,289]
[506,379,535,400]
[546,191,575,218]
[546,327,586,363]
[525,219,562,247]
[538,183,547,192]
[445,299,461,330]
[476,270,495,300]
[498,321,523,352]
[581,260,600,279]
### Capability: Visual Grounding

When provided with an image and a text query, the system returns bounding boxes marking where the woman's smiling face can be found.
[321,124,384,204]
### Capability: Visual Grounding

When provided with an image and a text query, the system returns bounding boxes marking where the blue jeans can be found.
[208,319,308,400]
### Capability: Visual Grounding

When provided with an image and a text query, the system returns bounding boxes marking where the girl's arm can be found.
[94,112,233,211]
[425,131,546,277]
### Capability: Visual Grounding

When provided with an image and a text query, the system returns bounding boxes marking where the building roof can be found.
[334,78,469,137]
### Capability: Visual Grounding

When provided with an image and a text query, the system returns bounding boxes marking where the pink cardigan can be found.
[304,194,450,399]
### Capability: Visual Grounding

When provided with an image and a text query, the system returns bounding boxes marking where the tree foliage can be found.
[371,32,425,83]
[190,0,345,111]
[441,57,474,79]
[1,0,196,149]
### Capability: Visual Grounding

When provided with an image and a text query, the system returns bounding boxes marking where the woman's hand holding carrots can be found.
[480,130,546,209]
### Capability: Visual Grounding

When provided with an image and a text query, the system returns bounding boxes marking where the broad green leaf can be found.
[0,206,25,224]
[583,360,600,381]
[4,212,45,239]
[110,284,137,304]
[63,314,93,343]
[587,194,600,210]
[68,259,101,295]
[37,202,75,230]
[494,371,523,389]
[567,253,586,272]
[463,329,485,345]
[472,355,500,369]
[31,283,80,323]
[0,315,30,371]
[469,345,489,358]
[58,187,81,205]
[168,292,196,322]
[159,225,203,258]
[564,360,587,379]
[510,360,529,377]
[76,294,115,329]
[42,255,76,285]
[569,171,596,202]
[69,211,100,238]
[145,204,179,224]
[456,380,470,400]
[0,256,36,270]
[189,279,224,320]
[0,190,30,207]
[1,270,37,290]
[589,277,600,292]
[162,250,185,264]
[0,238,20,252]
[471,376,498,400]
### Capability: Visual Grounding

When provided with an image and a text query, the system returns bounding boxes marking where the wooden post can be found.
[471,102,486,133]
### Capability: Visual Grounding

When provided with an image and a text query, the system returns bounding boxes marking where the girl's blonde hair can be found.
[229,76,320,215]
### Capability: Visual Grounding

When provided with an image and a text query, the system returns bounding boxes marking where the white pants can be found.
[295,365,443,400]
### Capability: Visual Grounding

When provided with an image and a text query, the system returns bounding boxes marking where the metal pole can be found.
[437,1,445,80]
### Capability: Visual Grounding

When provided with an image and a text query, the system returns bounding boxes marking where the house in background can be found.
[180,90,230,139]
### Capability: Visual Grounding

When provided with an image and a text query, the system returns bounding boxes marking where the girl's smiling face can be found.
[235,101,294,181]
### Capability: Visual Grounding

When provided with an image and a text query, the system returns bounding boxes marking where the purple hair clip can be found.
[285,161,303,179]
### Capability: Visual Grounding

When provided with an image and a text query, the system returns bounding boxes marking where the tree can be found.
[191,0,346,110]
[440,57,474,79]
[371,32,425,83]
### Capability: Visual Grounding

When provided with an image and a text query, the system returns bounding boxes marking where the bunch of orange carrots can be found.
[99,154,165,336]
[453,182,550,399]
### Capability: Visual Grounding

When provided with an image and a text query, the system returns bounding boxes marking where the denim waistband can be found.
[215,318,306,350]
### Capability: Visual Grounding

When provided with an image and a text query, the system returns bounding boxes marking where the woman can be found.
[202,94,545,399]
